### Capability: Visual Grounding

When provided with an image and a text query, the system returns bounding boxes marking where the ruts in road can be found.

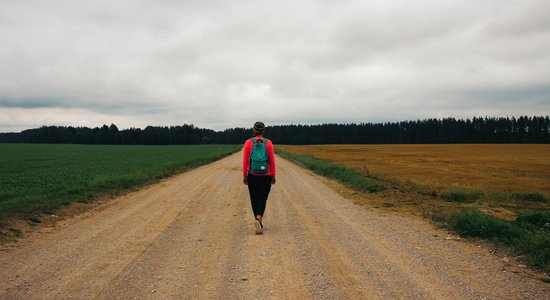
[0,153,548,299]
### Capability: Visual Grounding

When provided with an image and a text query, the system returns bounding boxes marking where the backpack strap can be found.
[248,138,256,163]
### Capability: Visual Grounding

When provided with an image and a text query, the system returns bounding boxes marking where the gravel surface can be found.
[0,153,548,299]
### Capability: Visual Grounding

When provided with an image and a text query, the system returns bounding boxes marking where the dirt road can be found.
[1,153,548,299]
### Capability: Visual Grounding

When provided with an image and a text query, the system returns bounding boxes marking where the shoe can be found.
[254,220,263,235]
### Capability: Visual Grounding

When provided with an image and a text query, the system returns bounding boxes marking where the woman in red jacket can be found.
[242,121,276,234]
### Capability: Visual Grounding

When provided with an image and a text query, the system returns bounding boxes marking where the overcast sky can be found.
[1,0,549,132]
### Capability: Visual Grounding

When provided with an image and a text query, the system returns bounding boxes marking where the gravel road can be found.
[0,153,548,299]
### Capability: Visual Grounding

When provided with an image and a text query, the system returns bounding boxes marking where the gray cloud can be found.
[1,0,549,132]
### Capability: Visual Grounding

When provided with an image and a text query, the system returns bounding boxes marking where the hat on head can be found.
[253,121,265,132]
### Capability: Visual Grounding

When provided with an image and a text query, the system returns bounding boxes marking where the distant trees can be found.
[0,116,548,145]
[252,116,550,144]
[2,124,214,145]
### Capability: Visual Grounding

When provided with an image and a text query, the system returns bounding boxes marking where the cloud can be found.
[1,0,549,132]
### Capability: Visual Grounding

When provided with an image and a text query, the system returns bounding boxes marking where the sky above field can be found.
[1,0,549,132]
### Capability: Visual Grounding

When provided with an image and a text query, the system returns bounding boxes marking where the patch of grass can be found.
[448,208,550,272]
[441,189,483,203]
[0,144,240,220]
[516,212,550,230]
[278,150,385,193]
[516,231,550,270]
[449,208,522,241]
[510,192,547,203]
[486,191,509,201]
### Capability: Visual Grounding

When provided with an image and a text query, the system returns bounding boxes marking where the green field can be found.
[0,144,239,220]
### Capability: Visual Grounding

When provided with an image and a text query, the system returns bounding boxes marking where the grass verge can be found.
[277,150,385,193]
[440,189,483,203]
[447,208,550,272]
[510,192,547,203]
[0,144,239,221]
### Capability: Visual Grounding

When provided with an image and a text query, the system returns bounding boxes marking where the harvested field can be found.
[278,144,550,198]
[278,144,550,224]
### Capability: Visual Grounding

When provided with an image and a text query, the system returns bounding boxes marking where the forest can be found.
[0,116,548,145]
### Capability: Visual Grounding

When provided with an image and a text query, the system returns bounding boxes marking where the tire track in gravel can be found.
[0,152,548,299]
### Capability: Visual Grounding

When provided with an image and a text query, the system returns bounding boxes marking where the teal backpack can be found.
[249,138,269,174]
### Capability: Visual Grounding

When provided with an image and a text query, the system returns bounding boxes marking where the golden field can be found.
[278,144,550,198]
[279,144,550,273]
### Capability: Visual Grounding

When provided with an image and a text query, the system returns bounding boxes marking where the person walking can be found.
[242,121,276,234]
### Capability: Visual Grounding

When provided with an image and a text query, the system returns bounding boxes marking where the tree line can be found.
[0,116,548,144]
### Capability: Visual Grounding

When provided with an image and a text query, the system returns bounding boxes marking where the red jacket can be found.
[242,137,276,177]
